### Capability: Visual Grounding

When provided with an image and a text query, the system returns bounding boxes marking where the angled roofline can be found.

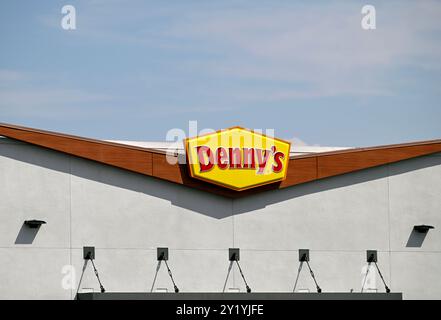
[1,123,440,198]
[293,138,441,159]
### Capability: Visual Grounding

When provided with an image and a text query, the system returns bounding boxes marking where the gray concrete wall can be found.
[0,137,440,299]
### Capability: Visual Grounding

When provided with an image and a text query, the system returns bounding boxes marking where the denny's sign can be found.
[185,127,291,191]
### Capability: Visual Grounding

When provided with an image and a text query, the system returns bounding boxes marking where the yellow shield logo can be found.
[185,127,291,191]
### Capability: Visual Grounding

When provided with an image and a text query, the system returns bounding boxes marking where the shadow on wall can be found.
[1,140,441,219]
[406,228,429,248]
[15,223,41,244]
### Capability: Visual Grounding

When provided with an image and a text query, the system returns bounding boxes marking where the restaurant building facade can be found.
[0,123,440,299]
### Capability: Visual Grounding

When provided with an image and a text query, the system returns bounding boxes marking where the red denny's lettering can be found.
[196,146,285,174]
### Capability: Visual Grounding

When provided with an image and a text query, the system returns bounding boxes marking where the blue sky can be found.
[0,0,440,147]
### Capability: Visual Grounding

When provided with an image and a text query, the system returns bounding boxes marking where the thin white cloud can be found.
[26,0,441,106]
[288,136,309,147]
[0,69,112,118]
[166,1,441,98]
[0,69,28,83]
[0,89,109,107]
[0,88,111,118]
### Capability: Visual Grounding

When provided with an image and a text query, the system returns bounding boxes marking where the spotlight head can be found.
[298,249,309,262]
[366,250,377,263]
[157,247,169,261]
[83,246,95,260]
[229,248,240,261]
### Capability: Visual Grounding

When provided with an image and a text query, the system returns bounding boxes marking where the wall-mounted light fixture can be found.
[156,247,179,293]
[366,250,377,263]
[363,250,390,293]
[228,248,251,293]
[413,225,434,233]
[297,249,321,293]
[24,220,46,228]
[298,249,309,262]
[228,248,240,262]
[82,246,105,293]
[157,247,169,261]
[83,246,95,260]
